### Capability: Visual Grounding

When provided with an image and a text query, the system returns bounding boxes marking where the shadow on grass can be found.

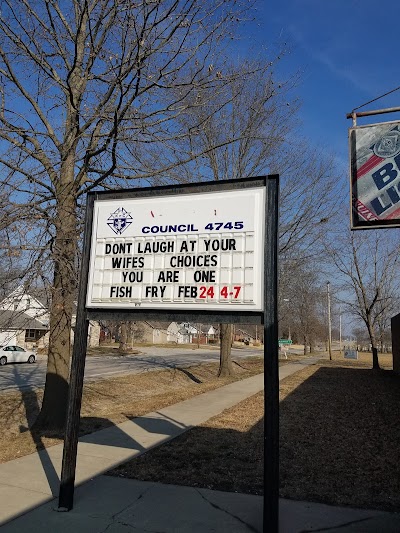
[111,355,205,384]
[279,365,400,512]
[174,367,203,383]
[108,416,265,496]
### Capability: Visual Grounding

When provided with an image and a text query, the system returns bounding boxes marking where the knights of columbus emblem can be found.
[107,207,133,235]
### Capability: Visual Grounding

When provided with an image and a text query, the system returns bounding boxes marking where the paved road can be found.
[0,346,265,393]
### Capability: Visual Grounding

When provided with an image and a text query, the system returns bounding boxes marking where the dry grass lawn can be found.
[109,353,400,512]
[0,357,264,464]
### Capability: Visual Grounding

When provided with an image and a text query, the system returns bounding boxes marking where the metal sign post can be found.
[58,176,279,531]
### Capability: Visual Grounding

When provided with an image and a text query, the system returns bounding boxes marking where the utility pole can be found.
[327,282,332,360]
[339,308,342,354]
[283,298,291,340]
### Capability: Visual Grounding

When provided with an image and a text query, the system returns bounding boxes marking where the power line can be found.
[352,84,400,113]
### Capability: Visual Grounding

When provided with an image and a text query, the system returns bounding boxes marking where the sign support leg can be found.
[263,175,279,531]
[58,315,89,510]
[58,194,95,511]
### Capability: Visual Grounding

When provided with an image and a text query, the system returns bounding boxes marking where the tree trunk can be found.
[367,320,380,370]
[303,335,308,355]
[119,321,129,352]
[218,323,234,377]
[309,334,316,354]
[33,180,78,432]
[372,344,380,370]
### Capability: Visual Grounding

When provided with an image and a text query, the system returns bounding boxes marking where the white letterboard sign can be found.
[86,187,265,311]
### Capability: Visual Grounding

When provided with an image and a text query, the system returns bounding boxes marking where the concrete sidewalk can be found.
[1,476,399,532]
[1,355,399,532]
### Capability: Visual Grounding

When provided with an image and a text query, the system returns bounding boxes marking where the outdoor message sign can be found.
[60,176,280,531]
[86,187,265,312]
[344,348,358,360]
[350,120,400,228]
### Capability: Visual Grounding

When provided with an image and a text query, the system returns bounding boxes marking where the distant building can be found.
[0,286,49,349]
[130,321,180,344]
[179,323,217,344]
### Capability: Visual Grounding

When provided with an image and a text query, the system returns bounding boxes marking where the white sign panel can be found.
[86,187,265,311]
[344,348,358,360]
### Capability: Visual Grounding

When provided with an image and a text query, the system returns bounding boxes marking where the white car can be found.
[0,345,36,365]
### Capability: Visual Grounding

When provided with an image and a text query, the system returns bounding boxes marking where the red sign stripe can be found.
[355,154,384,181]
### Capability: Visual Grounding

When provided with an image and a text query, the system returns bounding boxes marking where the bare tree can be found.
[0,0,344,426]
[283,264,326,354]
[327,229,400,369]
[170,59,342,373]
[0,0,252,430]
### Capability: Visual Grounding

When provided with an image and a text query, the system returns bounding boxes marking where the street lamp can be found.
[327,282,332,360]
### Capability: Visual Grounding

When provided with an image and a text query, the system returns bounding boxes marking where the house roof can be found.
[0,285,50,309]
[0,310,49,331]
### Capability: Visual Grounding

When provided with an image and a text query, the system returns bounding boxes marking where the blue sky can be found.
[247,0,400,334]
[254,0,400,170]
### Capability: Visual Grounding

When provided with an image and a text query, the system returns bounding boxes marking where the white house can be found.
[0,286,49,348]
[177,323,217,344]
[0,286,100,349]
[177,322,198,343]
[203,325,217,343]
[0,285,50,322]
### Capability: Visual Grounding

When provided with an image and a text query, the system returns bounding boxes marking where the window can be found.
[25,329,37,340]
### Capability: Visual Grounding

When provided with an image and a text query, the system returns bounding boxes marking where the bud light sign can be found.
[350,121,400,228]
